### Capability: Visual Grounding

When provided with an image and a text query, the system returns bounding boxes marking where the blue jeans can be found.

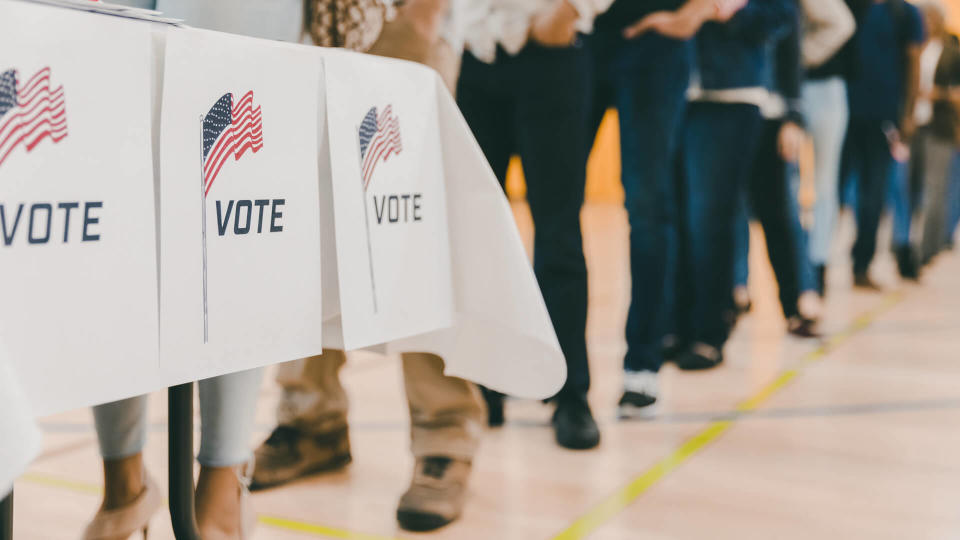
[457,44,593,397]
[675,102,764,348]
[889,159,912,248]
[947,151,960,245]
[588,32,692,373]
[93,369,263,467]
[842,118,895,275]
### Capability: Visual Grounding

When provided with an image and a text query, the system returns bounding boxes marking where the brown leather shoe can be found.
[249,425,351,491]
[396,456,471,532]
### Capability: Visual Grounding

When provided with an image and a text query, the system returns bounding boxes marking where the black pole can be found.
[0,491,12,540]
[168,383,202,540]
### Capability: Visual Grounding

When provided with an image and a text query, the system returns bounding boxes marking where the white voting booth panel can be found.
[323,50,454,350]
[388,83,567,398]
[159,28,325,383]
[0,353,41,498]
[0,1,162,416]
[0,0,566,441]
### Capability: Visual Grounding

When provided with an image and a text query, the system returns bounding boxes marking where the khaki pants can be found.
[273,16,482,461]
[275,351,484,461]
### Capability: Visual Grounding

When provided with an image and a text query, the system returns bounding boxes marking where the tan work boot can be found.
[396,456,471,532]
[249,425,351,491]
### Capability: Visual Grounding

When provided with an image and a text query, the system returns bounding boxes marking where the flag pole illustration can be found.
[0,67,69,168]
[200,91,264,343]
[199,114,209,343]
[357,105,402,315]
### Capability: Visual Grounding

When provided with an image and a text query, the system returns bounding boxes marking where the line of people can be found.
[81,0,960,539]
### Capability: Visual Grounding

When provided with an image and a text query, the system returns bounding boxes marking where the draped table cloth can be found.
[0,0,565,492]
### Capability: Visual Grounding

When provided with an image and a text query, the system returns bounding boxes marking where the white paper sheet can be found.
[0,0,162,415]
[158,27,325,383]
[322,50,456,350]
[0,348,42,498]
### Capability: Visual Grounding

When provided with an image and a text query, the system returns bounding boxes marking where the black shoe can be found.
[675,343,724,371]
[815,265,826,297]
[480,386,505,427]
[895,245,920,280]
[787,315,820,338]
[552,394,600,450]
[853,272,883,291]
[661,335,686,364]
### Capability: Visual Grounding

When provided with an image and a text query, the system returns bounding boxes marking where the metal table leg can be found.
[0,491,12,540]
[168,383,202,540]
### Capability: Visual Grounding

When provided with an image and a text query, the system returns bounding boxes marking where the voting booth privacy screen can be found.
[0,0,566,456]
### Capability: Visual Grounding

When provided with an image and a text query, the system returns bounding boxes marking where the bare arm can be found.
[799,0,855,68]
[901,44,922,138]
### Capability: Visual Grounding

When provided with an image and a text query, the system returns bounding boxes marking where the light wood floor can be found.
[12,202,960,539]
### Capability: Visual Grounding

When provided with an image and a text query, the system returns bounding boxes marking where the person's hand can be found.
[530,0,579,47]
[397,0,449,43]
[624,0,747,39]
[900,115,916,141]
[778,121,805,163]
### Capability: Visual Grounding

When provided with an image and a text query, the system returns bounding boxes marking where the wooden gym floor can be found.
[12,202,960,539]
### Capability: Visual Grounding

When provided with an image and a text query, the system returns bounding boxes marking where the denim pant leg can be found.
[197,368,263,468]
[889,159,912,248]
[802,78,848,266]
[681,102,763,347]
[947,151,960,245]
[608,35,690,372]
[733,198,750,290]
[512,43,593,396]
[92,395,149,460]
[849,120,894,275]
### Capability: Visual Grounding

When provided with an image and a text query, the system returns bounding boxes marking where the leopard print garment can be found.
[305,0,391,52]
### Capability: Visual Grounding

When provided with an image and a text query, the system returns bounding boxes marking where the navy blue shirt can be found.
[847,0,925,123]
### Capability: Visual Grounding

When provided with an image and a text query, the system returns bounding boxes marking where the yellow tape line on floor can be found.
[19,293,901,540]
[19,473,403,540]
[552,292,903,540]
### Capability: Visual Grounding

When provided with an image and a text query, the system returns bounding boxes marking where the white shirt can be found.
[915,39,944,127]
[463,0,614,63]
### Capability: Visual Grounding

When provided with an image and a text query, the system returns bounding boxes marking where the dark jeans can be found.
[747,120,811,319]
[457,44,592,397]
[841,118,895,275]
[588,32,692,373]
[675,102,764,348]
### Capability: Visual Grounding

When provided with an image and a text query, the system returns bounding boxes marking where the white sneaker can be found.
[618,370,659,419]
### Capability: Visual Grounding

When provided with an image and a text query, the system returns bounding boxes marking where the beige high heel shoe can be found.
[82,472,162,540]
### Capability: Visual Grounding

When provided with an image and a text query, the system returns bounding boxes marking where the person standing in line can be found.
[738,0,855,336]
[668,0,797,371]
[585,0,748,416]
[799,0,858,296]
[456,0,612,449]
[912,0,960,265]
[741,0,824,339]
[840,0,925,290]
[247,0,489,532]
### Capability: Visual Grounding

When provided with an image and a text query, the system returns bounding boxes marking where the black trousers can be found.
[747,120,807,319]
[456,44,592,397]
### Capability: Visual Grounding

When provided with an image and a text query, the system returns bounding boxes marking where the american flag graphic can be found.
[0,67,68,169]
[358,105,402,190]
[202,90,263,196]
